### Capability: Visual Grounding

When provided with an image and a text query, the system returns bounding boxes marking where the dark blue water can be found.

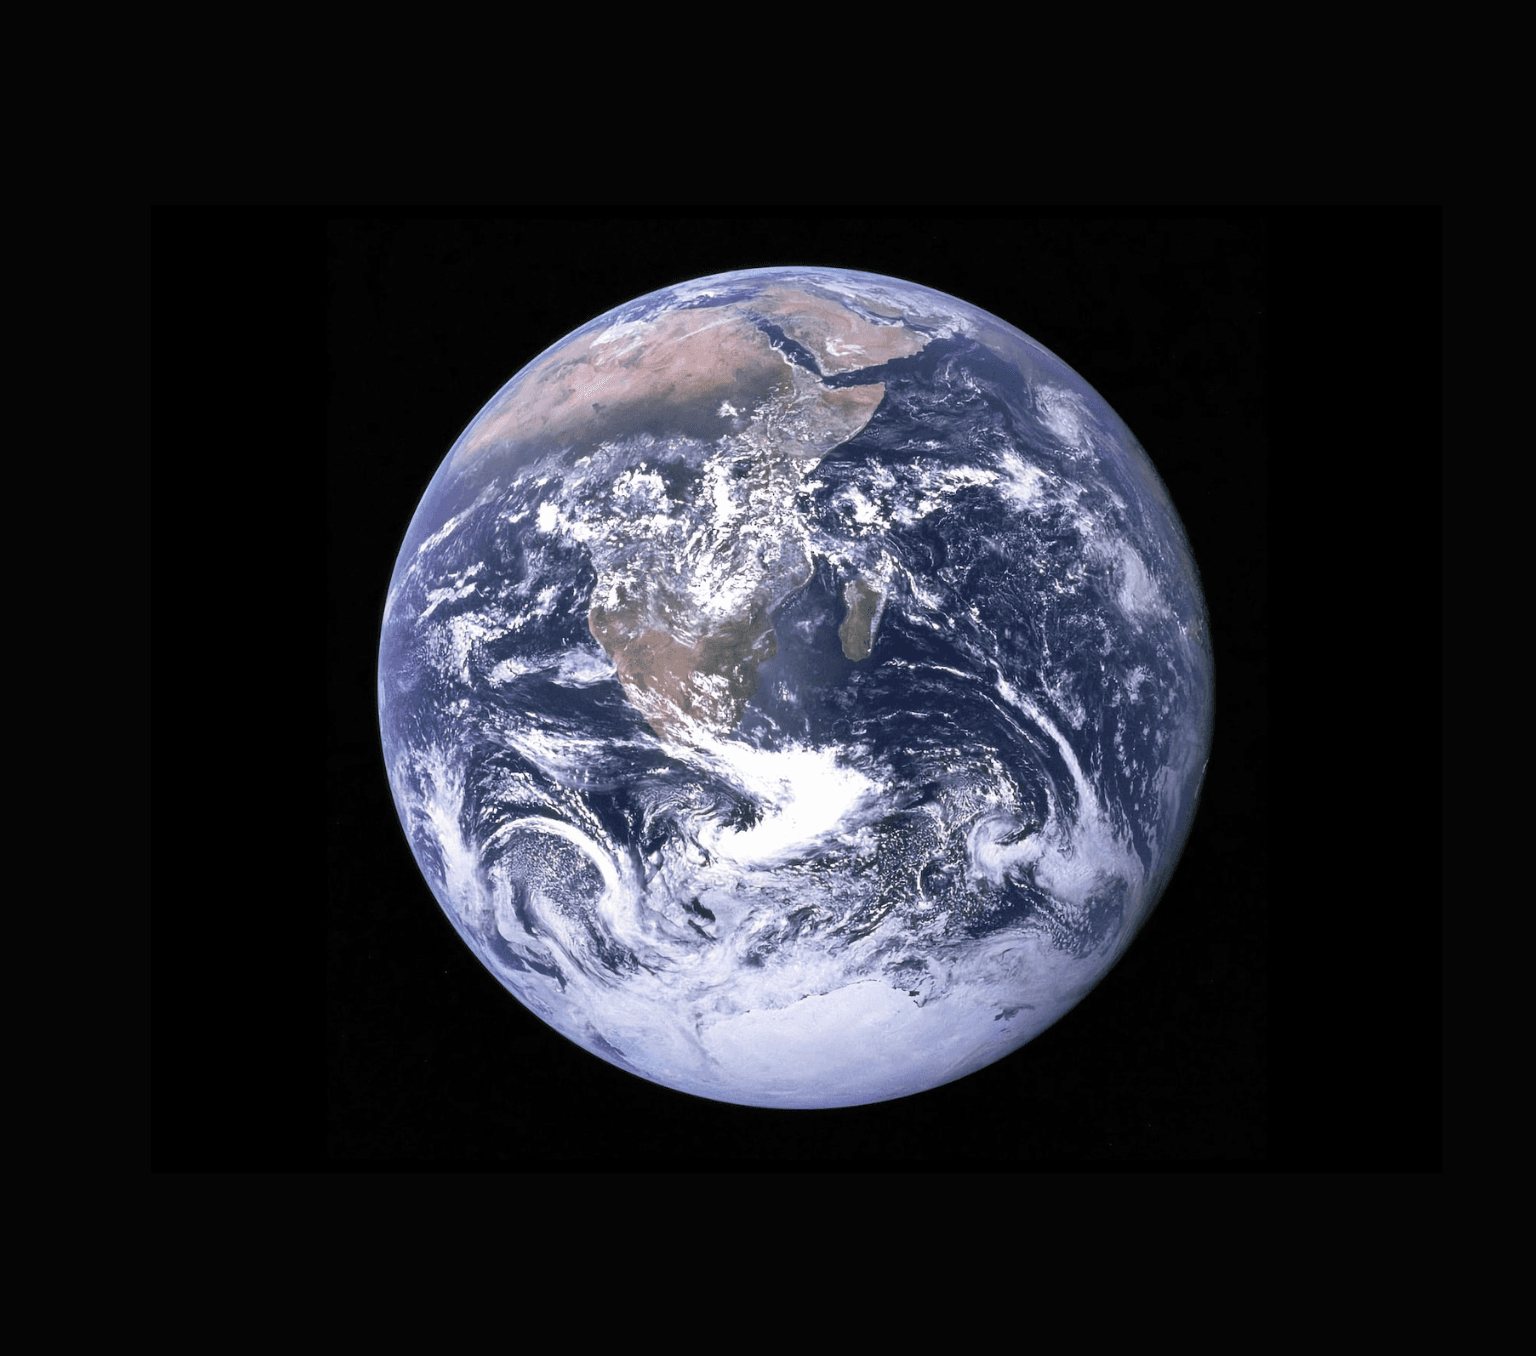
[747,316,824,377]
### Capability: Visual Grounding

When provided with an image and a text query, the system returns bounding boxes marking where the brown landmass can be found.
[453,286,915,475]
[838,578,883,661]
[452,308,781,474]
[589,595,777,741]
[752,286,927,375]
[462,284,929,741]
[752,367,885,463]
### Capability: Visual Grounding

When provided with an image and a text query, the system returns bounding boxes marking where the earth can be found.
[377,266,1214,1110]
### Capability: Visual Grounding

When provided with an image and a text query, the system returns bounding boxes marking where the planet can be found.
[377,266,1214,1109]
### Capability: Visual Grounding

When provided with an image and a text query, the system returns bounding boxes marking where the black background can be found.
[158,210,1440,1169]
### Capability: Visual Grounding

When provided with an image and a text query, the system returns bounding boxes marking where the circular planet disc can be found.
[377,266,1214,1109]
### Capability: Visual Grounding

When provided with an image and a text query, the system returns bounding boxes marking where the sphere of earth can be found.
[377,266,1214,1109]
